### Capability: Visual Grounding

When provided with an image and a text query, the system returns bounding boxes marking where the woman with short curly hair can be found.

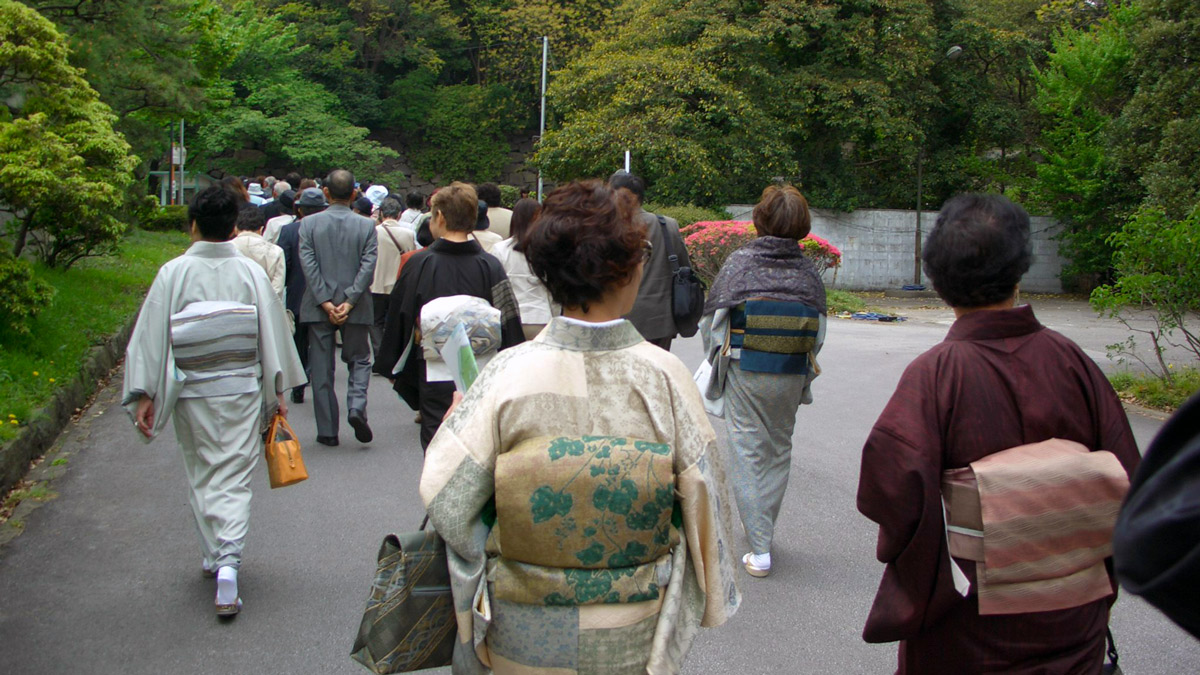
[420,180,740,674]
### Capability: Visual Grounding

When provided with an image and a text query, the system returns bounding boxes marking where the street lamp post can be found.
[913,45,964,286]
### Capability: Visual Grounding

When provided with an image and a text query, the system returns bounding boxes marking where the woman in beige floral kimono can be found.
[420,180,741,675]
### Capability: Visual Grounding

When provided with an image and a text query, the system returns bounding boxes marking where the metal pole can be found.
[168,142,176,206]
[178,120,186,206]
[624,150,630,172]
[537,36,548,202]
[913,147,923,285]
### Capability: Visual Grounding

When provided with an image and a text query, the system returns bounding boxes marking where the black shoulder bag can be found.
[657,215,705,338]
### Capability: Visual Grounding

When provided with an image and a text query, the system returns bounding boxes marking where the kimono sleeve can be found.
[419,356,504,674]
[121,267,182,442]
[664,357,740,628]
[856,355,961,643]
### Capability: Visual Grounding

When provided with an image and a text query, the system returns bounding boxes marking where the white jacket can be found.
[490,238,559,325]
[232,231,285,304]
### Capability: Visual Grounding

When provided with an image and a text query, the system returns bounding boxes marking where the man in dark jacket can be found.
[276,187,326,404]
[375,181,524,449]
[609,171,692,351]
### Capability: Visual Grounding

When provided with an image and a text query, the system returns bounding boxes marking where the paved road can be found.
[1,299,1196,674]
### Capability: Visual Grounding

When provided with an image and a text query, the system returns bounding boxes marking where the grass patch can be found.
[0,229,189,441]
[827,289,868,314]
[1109,367,1200,412]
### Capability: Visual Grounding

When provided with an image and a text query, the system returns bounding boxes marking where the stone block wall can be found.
[723,205,1065,293]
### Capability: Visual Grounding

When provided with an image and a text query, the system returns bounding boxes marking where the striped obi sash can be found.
[170,301,260,399]
[489,435,679,606]
[941,438,1129,615]
[729,300,820,375]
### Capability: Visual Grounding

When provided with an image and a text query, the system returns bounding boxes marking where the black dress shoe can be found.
[316,435,339,447]
[348,410,373,443]
[291,388,305,404]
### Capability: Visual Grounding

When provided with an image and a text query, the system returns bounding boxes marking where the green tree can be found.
[1090,205,1200,381]
[534,0,939,208]
[186,0,396,176]
[1112,0,1200,221]
[26,0,211,166]
[0,0,137,268]
[1030,2,1139,287]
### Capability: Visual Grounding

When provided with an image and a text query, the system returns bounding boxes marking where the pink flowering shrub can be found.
[680,220,842,285]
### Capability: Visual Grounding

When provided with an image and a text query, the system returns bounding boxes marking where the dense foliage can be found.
[2,0,1197,301]
[0,252,54,335]
[0,0,138,268]
[1090,206,1200,381]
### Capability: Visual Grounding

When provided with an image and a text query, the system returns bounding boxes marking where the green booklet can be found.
[438,322,479,393]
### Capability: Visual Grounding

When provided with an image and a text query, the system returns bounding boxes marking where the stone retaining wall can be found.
[724,205,1065,293]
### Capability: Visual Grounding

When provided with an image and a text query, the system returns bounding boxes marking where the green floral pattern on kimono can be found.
[492,435,680,606]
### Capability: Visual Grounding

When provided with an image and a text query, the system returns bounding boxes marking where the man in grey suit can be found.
[298,169,378,446]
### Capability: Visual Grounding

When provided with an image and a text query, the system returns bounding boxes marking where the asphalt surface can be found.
[1,298,1197,674]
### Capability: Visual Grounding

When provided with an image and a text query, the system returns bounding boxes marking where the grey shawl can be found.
[704,236,827,315]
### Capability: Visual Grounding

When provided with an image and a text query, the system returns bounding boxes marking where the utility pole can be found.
[178,120,186,206]
[537,36,548,202]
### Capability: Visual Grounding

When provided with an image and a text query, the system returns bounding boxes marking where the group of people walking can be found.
[122,166,1174,674]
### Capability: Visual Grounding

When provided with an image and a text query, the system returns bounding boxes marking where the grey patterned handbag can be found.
[350,517,456,673]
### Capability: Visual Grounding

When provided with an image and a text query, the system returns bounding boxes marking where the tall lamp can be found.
[913,45,964,285]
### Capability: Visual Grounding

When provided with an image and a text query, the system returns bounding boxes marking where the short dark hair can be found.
[525,180,641,312]
[405,191,424,210]
[416,215,434,247]
[285,172,302,188]
[236,206,265,232]
[477,182,502,207]
[190,186,239,240]
[430,182,478,233]
[510,198,542,252]
[379,197,402,219]
[325,169,355,200]
[221,175,249,202]
[753,184,811,239]
[608,170,645,202]
[923,193,1032,308]
[352,196,373,216]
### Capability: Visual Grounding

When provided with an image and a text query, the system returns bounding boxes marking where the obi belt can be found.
[729,300,820,375]
[488,435,680,606]
[170,300,260,399]
[941,438,1129,615]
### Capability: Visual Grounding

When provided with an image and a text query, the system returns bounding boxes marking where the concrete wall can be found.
[724,205,1065,293]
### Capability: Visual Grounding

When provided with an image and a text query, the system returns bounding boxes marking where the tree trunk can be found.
[12,217,30,258]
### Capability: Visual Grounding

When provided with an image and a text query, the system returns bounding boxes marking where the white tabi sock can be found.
[746,552,771,569]
[216,566,238,605]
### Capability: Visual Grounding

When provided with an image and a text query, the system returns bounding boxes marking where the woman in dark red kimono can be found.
[857,194,1140,674]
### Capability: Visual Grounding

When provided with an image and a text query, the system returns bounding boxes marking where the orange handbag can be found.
[264,413,308,488]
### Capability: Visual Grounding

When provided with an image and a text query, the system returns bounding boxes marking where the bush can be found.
[644,203,728,229]
[1090,205,1200,382]
[141,205,189,232]
[680,220,842,286]
[0,255,56,336]
[499,185,520,208]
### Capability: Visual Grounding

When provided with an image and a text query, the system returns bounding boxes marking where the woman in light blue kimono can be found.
[123,186,305,617]
[698,184,827,578]
[420,180,739,674]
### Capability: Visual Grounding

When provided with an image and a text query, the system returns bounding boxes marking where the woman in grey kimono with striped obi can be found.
[420,180,740,674]
[123,187,305,617]
[698,184,827,579]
